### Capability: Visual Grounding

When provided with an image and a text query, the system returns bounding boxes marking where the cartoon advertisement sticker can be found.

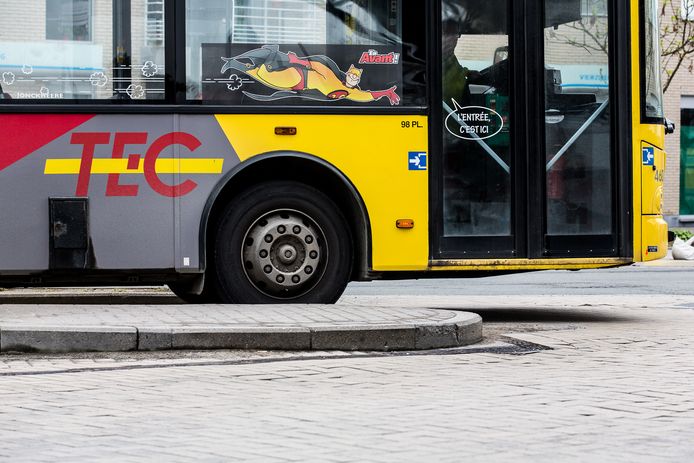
[445,100,504,141]
[201,44,402,106]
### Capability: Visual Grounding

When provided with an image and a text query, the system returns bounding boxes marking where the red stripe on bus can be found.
[0,114,94,171]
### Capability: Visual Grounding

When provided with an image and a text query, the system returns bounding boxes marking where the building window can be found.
[46,0,92,41]
[683,0,694,20]
[680,106,694,215]
[146,0,165,47]
[581,0,607,16]
[231,0,327,44]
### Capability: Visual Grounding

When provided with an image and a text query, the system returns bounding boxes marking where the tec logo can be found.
[408,152,427,171]
[44,132,224,198]
[642,146,655,166]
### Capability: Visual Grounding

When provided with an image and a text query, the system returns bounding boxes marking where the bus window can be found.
[441,0,512,237]
[0,1,166,101]
[544,0,612,236]
[185,0,425,106]
[642,0,664,121]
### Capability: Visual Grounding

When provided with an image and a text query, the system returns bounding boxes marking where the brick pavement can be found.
[0,304,464,327]
[1,296,694,462]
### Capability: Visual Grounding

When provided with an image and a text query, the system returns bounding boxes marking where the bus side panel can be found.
[636,140,667,261]
[214,114,430,271]
[641,216,668,261]
[175,115,242,271]
[0,114,92,271]
[0,114,185,272]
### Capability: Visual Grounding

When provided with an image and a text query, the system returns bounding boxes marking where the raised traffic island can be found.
[0,305,482,353]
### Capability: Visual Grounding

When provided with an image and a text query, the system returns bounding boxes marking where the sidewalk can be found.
[2,297,693,462]
[637,250,694,267]
[0,302,481,353]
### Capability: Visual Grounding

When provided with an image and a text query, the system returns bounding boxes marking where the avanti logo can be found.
[358,49,400,65]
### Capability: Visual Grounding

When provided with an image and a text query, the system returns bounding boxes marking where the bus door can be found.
[436,0,621,259]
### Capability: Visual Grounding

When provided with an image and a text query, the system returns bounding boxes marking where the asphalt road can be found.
[0,262,690,304]
[344,265,694,296]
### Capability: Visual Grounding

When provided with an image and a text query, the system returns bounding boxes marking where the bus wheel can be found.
[214,181,352,303]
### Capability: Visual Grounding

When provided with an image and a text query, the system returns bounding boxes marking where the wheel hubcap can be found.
[242,209,326,298]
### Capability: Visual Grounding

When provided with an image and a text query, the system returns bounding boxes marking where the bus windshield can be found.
[642,0,664,120]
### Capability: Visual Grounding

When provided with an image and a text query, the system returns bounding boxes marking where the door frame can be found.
[430,0,633,261]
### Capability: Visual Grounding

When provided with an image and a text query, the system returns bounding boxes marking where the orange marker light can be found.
[275,127,297,136]
[396,219,415,229]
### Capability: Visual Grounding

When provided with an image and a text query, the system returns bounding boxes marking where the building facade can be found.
[661,0,694,225]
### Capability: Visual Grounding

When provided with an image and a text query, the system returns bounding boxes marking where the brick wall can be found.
[0,1,46,40]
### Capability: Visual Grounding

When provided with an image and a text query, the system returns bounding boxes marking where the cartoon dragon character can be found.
[221,45,400,105]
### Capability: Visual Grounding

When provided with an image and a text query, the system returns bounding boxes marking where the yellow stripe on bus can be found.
[44,158,224,175]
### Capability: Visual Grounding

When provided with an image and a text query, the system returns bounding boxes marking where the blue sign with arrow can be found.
[642,147,655,166]
[408,152,427,171]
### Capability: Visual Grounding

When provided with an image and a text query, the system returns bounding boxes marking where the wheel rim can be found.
[241,209,327,299]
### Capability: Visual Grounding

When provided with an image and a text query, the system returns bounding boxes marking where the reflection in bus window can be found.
[642,0,664,120]
[544,0,612,236]
[0,1,165,101]
[185,0,424,106]
[441,0,512,237]
[46,0,92,42]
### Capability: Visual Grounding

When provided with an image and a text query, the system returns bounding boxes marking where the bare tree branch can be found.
[661,0,694,92]
[548,17,609,56]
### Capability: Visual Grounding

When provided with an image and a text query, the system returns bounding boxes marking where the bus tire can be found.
[214,181,353,303]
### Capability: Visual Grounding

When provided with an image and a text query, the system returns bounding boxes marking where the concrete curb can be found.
[0,326,137,353]
[0,312,482,354]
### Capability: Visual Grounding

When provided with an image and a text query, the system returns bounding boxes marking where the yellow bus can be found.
[0,0,669,303]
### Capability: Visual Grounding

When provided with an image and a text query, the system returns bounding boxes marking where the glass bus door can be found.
[436,0,619,259]
[541,0,617,257]
[438,0,516,258]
